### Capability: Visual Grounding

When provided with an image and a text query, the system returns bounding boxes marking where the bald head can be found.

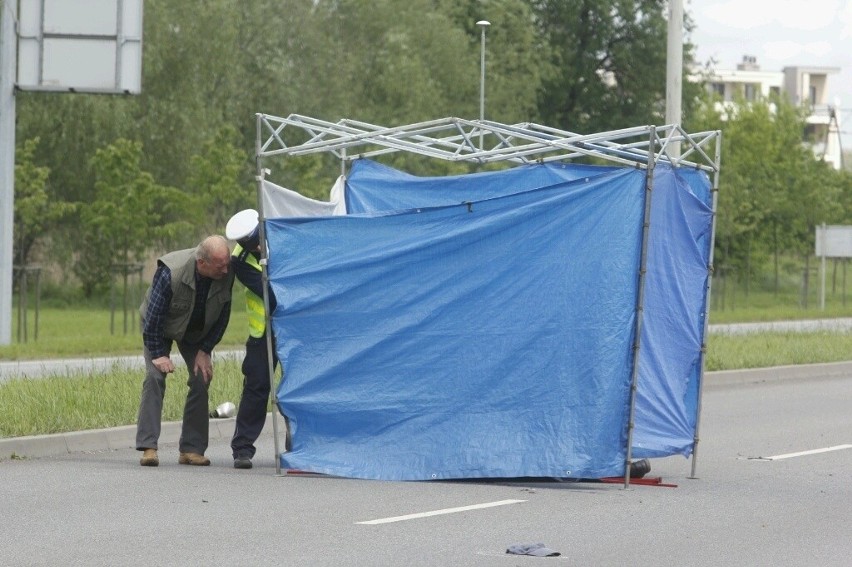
[196,235,230,279]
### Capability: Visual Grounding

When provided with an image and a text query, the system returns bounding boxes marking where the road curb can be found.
[705,360,852,387]
[0,413,277,460]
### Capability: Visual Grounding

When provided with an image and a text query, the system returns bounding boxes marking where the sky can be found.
[687,0,852,149]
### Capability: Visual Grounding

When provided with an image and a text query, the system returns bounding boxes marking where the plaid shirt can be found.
[142,264,231,358]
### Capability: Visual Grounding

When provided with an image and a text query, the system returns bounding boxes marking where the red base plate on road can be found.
[597,476,678,487]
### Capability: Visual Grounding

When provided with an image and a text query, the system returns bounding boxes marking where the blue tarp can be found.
[265,159,713,480]
[631,166,713,457]
[345,159,620,214]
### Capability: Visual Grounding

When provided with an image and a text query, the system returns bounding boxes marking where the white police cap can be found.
[225,208,259,241]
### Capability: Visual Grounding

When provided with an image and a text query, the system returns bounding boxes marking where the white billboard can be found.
[815,225,852,258]
[17,0,143,94]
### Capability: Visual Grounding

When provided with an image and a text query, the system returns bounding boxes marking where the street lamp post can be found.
[476,20,490,152]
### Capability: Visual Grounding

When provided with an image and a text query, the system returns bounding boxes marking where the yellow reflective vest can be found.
[233,243,266,338]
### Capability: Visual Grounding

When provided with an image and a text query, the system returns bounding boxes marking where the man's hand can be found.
[194,351,214,384]
[152,356,175,374]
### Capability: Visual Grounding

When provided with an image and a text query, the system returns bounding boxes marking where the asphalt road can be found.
[1,366,850,566]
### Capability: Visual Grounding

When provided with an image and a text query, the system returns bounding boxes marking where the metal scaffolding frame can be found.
[255,114,720,172]
[254,114,722,482]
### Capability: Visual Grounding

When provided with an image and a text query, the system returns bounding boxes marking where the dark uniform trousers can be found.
[231,335,279,459]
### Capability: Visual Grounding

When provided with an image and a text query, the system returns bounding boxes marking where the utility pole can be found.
[825,105,843,170]
[0,0,17,345]
[476,20,490,152]
[665,0,683,158]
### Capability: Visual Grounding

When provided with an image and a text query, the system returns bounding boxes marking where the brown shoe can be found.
[178,452,210,466]
[140,448,159,467]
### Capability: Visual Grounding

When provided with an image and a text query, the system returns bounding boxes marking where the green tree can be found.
[77,139,192,296]
[185,125,254,234]
[309,0,475,124]
[532,0,703,133]
[687,92,849,294]
[15,94,136,204]
[439,0,544,124]
[136,0,248,187]
[13,137,76,266]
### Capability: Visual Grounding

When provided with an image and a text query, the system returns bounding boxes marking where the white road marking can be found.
[357,499,527,525]
[765,444,852,460]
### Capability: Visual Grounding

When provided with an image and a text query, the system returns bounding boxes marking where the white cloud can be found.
[701,1,768,29]
[771,0,841,30]
[699,0,842,31]
[801,41,834,58]
[841,3,852,38]
[760,40,805,60]
[761,40,834,62]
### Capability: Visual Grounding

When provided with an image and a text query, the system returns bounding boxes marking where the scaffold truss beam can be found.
[256,114,720,173]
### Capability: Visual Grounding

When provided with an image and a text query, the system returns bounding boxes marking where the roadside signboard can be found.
[17,0,143,94]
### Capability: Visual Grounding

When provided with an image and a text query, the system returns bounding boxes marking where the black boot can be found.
[629,459,651,479]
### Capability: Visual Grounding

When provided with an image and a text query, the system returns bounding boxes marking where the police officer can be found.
[225,209,279,469]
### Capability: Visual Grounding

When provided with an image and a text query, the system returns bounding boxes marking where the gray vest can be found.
[139,248,234,343]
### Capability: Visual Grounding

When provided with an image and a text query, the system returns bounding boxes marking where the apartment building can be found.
[703,55,842,170]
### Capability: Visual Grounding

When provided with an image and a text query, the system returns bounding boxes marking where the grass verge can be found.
[0,358,256,438]
[704,331,852,370]
[2,305,852,439]
[1,308,249,359]
[2,330,852,438]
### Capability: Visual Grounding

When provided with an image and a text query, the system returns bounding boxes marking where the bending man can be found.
[136,235,233,467]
